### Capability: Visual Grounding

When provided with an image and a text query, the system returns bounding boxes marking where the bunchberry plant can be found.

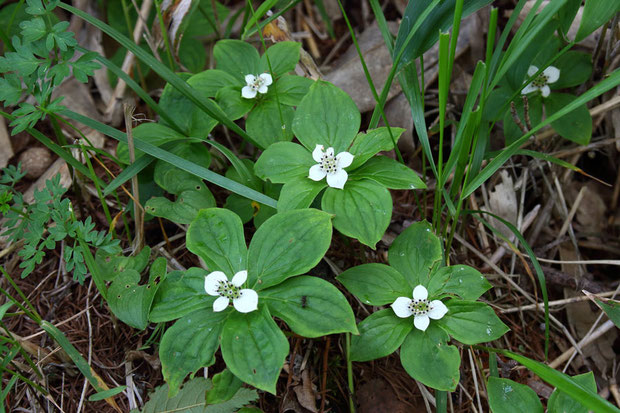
[0,0,99,134]
[241,73,273,99]
[255,80,426,248]
[0,168,120,281]
[149,208,357,395]
[521,65,560,97]
[337,221,508,391]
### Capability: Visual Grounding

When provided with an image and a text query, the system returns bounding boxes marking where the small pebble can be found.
[17,147,54,179]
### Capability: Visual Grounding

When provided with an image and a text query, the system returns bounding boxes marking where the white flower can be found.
[241,73,273,99]
[521,65,560,98]
[308,144,354,189]
[391,285,448,331]
[204,270,258,313]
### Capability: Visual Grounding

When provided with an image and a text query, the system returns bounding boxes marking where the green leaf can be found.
[553,51,593,89]
[186,208,247,276]
[350,156,426,189]
[488,377,543,413]
[159,78,218,137]
[220,306,288,394]
[145,183,216,225]
[216,85,255,120]
[206,369,243,404]
[136,376,258,413]
[273,75,313,106]
[350,309,413,361]
[337,263,410,306]
[277,177,325,212]
[559,0,581,36]
[596,298,620,328]
[189,69,238,97]
[388,221,442,287]
[548,372,597,413]
[116,122,187,164]
[400,324,460,391]
[427,265,492,300]
[254,141,314,183]
[160,309,227,397]
[545,93,592,145]
[246,100,294,149]
[224,194,254,224]
[107,259,166,330]
[348,127,403,170]
[88,386,127,402]
[321,179,392,249]
[247,208,332,290]
[153,143,211,194]
[0,74,23,105]
[437,300,509,345]
[262,276,357,337]
[150,268,212,323]
[259,41,300,76]
[575,0,620,42]
[214,39,260,82]
[96,247,151,282]
[292,80,361,153]
[20,17,46,42]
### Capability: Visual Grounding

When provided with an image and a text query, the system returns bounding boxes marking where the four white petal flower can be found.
[204,270,258,313]
[242,73,273,99]
[521,65,560,98]
[391,285,448,331]
[308,144,354,189]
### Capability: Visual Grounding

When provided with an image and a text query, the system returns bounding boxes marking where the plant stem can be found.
[346,333,355,412]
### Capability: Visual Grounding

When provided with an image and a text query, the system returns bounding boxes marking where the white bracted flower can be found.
[241,73,273,99]
[308,144,354,189]
[521,65,560,98]
[391,285,448,331]
[204,270,258,313]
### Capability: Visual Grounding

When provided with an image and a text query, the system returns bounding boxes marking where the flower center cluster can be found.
[217,280,241,300]
[248,76,266,92]
[532,74,549,87]
[408,298,430,316]
[320,153,338,174]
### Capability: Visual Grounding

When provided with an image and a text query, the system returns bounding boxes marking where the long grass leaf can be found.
[62,110,278,208]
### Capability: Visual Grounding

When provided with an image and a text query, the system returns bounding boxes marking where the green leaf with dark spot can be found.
[262,276,357,337]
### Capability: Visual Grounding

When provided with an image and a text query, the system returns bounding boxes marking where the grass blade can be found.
[62,109,278,208]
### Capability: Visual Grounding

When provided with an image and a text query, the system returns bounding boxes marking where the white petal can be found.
[204,271,228,296]
[540,85,551,97]
[391,297,414,318]
[231,270,247,287]
[414,314,430,331]
[257,84,269,94]
[326,168,348,189]
[543,66,560,83]
[213,296,230,312]
[336,151,354,169]
[428,300,448,320]
[245,74,256,84]
[521,83,538,95]
[412,285,428,301]
[312,144,324,162]
[259,73,273,86]
[242,86,256,99]
[309,164,327,181]
[233,289,258,313]
[527,65,539,77]
[325,147,335,157]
